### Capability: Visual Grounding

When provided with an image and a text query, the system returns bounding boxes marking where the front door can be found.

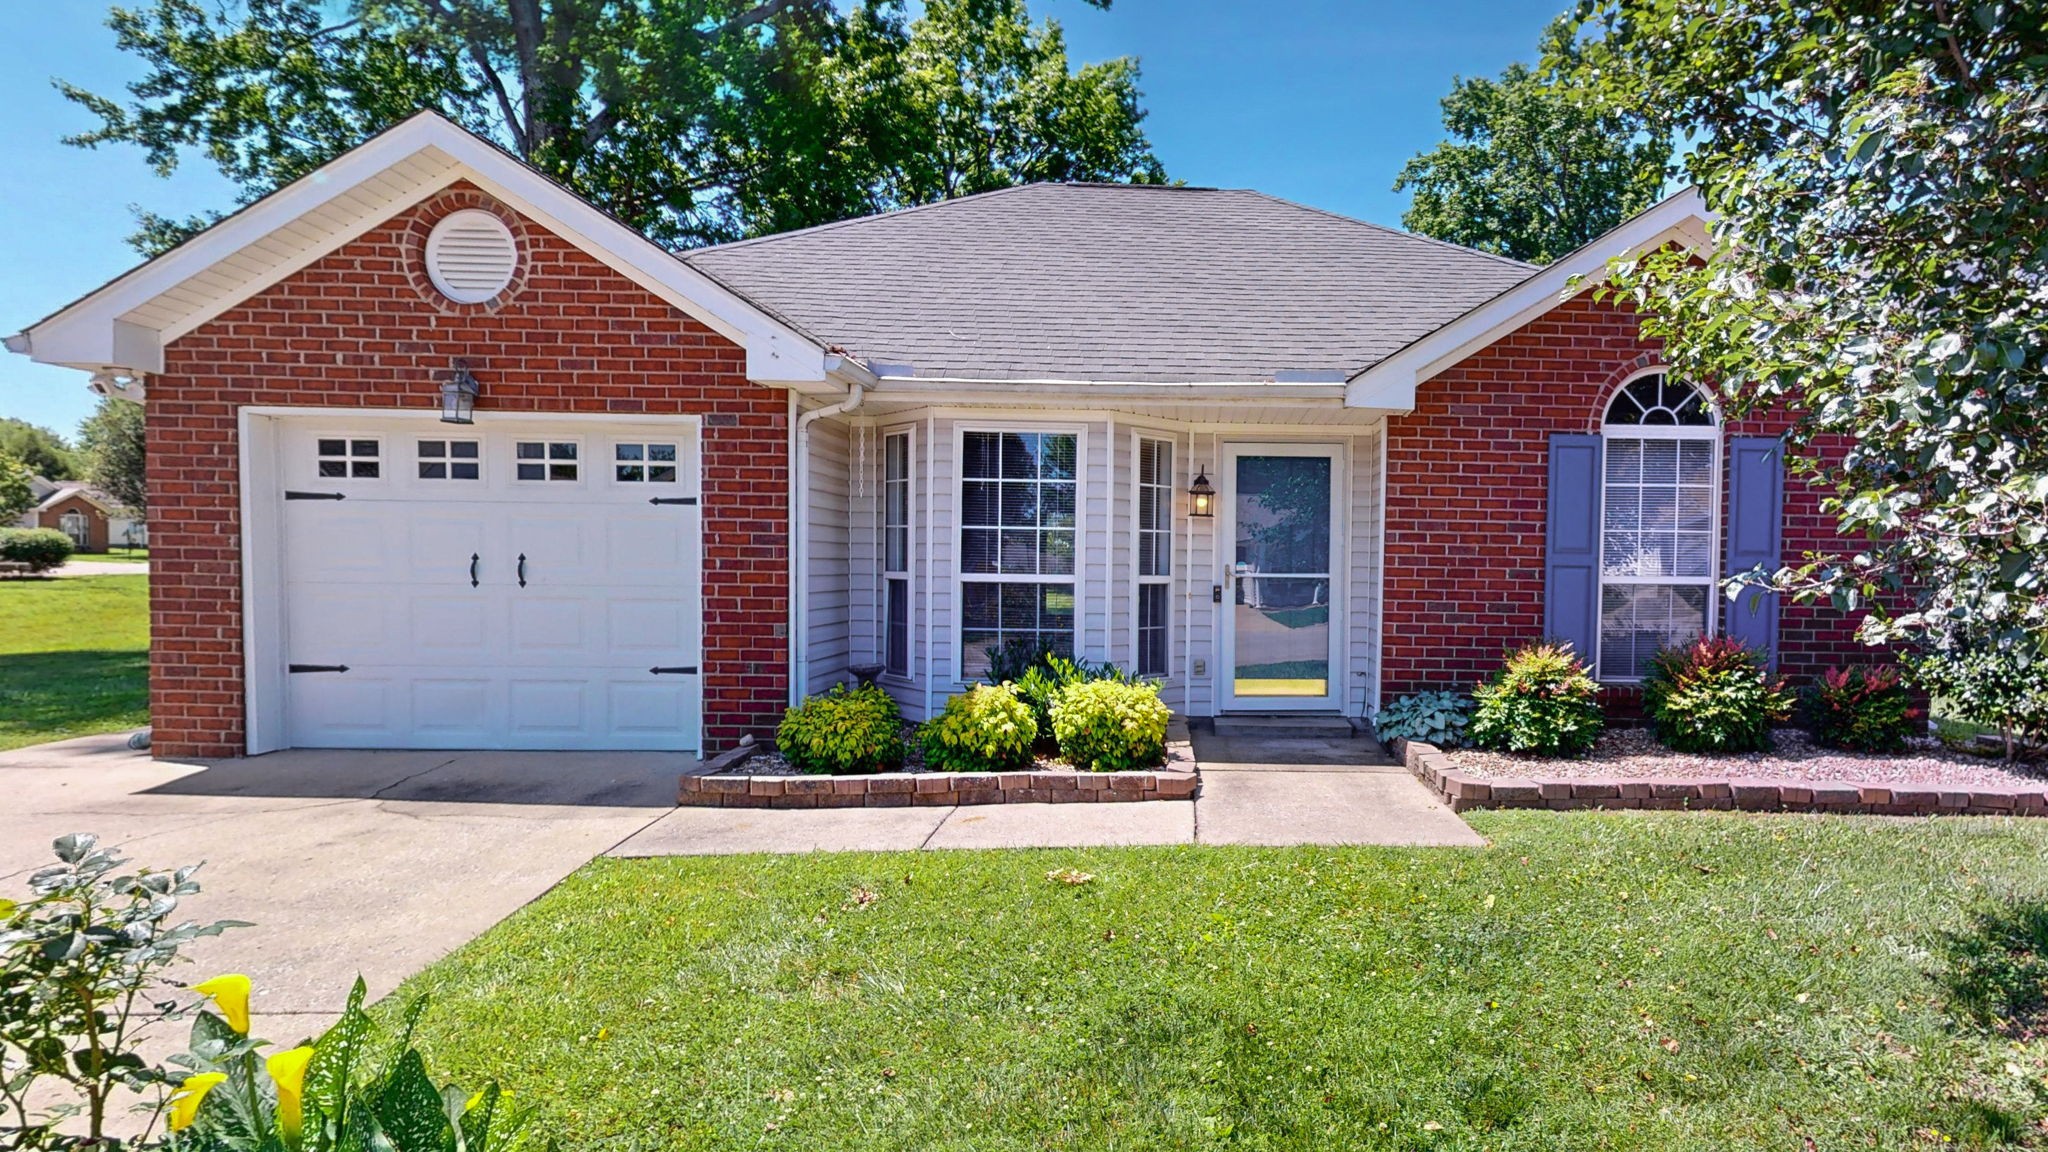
[1220,443,1341,711]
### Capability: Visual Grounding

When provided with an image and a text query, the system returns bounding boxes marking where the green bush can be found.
[1912,638,2048,761]
[1469,642,1605,757]
[0,527,73,572]
[983,641,1137,741]
[1642,636,1791,753]
[1373,689,1475,748]
[776,682,905,774]
[1807,665,1922,753]
[1050,679,1170,771]
[920,684,1039,772]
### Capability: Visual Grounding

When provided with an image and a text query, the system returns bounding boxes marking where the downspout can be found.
[790,380,866,705]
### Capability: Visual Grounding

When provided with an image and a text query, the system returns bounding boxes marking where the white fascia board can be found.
[11,111,826,385]
[1345,187,1713,411]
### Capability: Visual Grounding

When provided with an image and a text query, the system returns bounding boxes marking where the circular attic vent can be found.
[424,209,518,303]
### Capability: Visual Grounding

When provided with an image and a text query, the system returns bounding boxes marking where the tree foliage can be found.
[0,420,79,480]
[63,0,1163,254]
[1396,19,1671,264]
[78,398,147,514]
[0,455,35,523]
[1567,0,2048,646]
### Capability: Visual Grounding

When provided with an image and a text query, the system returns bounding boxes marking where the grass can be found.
[84,547,150,564]
[0,574,148,750]
[391,813,2048,1150]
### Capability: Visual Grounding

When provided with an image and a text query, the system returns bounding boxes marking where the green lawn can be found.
[0,574,148,750]
[390,813,2048,1150]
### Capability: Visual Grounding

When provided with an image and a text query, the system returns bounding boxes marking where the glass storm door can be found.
[1221,444,1339,711]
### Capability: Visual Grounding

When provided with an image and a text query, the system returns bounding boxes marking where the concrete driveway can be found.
[1,734,683,1039]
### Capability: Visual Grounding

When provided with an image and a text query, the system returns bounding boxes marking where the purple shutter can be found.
[1723,435,1785,667]
[1544,434,1603,664]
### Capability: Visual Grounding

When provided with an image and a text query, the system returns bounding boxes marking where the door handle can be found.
[517,553,527,588]
[470,553,479,588]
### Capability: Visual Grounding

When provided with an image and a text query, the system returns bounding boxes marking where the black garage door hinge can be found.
[288,663,350,674]
[284,491,346,501]
[648,496,698,506]
[649,665,698,675]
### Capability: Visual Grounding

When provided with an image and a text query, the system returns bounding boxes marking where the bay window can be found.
[960,430,1077,679]
[882,429,911,677]
[1136,437,1173,677]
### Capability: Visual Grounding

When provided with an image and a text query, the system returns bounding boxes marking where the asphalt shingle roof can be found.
[682,183,1537,384]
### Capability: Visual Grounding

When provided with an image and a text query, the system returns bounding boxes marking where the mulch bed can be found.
[1451,727,2047,790]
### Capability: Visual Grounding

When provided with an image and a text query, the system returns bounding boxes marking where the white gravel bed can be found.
[1450,727,2048,789]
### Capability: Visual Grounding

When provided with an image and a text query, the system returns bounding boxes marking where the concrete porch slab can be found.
[1194,769,1484,847]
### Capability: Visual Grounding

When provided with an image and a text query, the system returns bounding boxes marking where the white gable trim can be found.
[7,112,827,386]
[1345,188,1714,411]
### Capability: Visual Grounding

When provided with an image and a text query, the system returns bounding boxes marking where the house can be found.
[11,476,145,552]
[7,112,1867,760]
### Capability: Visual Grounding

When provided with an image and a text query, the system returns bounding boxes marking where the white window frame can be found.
[414,437,482,482]
[881,427,914,681]
[512,437,583,483]
[609,439,681,484]
[1597,369,1721,683]
[954,423,1086,684]
[1134,433,1174,680]
[314,434,384,481]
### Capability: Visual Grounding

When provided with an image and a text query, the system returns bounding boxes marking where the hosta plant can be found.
[1469,642,1605,757]
[1373,690,1475,749]
[776,682,904,774]
[919,684,1038,772]
[1642,637,1791,754]
[1050,679,1169,772]
[1807,666,1922,754]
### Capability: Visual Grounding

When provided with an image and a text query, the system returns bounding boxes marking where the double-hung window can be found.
[960,430,1077,679]
[1135,437,1173,677]
[1598,372,1718,680]
[882,430,912,677]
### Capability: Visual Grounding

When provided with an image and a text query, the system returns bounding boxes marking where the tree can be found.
[1567,2,2048,646]
[1396,19,1671,263]
[0,419,80,480]
[0,455,35,523]
[62,0,1162,254]
[78,398,147,515]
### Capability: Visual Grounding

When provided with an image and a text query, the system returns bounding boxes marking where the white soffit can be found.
[1344,188,1714,412]
[8,112,827,386]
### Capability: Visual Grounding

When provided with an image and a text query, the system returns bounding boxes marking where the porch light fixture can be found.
[439,362,480,425]
[1188,466,1215,518]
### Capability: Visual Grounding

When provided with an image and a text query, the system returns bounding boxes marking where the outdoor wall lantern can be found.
[439,362,481,424]
[1188,466,1215,518]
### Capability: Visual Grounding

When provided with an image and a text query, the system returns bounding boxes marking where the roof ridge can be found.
[1239,190,1541,272]
[683,184,1053,258]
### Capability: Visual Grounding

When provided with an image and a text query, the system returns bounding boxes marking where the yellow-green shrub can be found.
[920,684,1038,772]
[776,682,904,774]
[1050,679,1169,772]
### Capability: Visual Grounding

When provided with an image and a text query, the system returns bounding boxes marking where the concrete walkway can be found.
[48,560,151,577]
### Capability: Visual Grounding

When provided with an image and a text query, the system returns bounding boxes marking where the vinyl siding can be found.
[805,417,852,695]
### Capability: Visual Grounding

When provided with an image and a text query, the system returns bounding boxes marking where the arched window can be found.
[1598,371,1718,680]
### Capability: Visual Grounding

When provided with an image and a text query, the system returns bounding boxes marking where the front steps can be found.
[1209,713,1360,739]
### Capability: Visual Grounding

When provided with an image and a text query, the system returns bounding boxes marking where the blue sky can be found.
[0,0,1566,435]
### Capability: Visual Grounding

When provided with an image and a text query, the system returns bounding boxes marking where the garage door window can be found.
[317,438,380,479]
[613,442,678,483]
[515,441,578,481]
[417,439,480,480]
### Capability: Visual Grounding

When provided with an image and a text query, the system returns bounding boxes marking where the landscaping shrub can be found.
[1469,642,1604,757]
[920,684,1038,772]
[1808,665,1923,753]
[1641,636,1791,753]
[1373,689,1475,748]
[776,682,905,774]
[982,640,1138,742]
[0,527,73,572]
[1050,679,1170,771]
[1912,637,2048,761]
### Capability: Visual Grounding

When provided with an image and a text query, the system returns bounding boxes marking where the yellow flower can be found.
[193,974,251,1034]
[267,1046,315,1140]
[167,1072,226,1131]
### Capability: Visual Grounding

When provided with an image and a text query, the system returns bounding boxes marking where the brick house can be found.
[8,112,1868,759]
[12,477,146,553]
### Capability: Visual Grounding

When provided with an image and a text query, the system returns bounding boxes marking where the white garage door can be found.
[276,417,702,751]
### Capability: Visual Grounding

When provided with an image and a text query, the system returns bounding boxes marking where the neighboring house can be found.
[10,476,145,552]
[6,112,1866,759]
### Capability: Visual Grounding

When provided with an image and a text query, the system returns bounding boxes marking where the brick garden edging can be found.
[1392,739,2048,817]
[677,731,1199,808]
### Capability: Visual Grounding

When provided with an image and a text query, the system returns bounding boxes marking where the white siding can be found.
[805,418,852,695]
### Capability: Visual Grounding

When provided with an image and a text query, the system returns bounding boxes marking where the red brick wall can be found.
[1381,292,1868,700]
[36,495,108,552]
[149,183,788,757]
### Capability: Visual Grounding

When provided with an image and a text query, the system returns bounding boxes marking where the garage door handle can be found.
[517,553,527,588]
[470,553,479,588]
[650,666,698,676]
[288,664,350,674]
